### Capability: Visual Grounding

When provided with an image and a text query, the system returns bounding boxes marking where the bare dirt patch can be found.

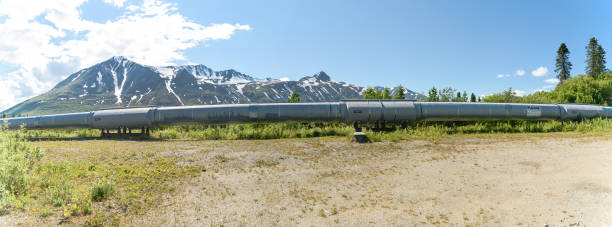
[127,135,612,226]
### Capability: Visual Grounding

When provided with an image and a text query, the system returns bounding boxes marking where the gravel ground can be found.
[2,134,611,226]
[128,135,612,226]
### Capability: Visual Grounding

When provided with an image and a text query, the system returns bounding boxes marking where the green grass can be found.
[91,181,113,202]
[365,118,612,142]
[0,126,200,225]
[16,118,612,142]
[153,122,354,140]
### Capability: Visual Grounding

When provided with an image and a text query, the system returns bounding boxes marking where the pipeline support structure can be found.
[1,100,612,137]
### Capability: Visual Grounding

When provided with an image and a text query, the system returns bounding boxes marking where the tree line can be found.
[362,86,407,100]
[484,37,610,105]
[425,87,479,102]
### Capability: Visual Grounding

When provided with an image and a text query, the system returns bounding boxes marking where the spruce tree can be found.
[375,89,383,99]
[470,93,476,102]
[363,88,376,99]
[427,86,438,102]
[586,37,607,79]
[462,91,468,102]
[554,43,572,82]
[393,86,406,99]
[597,45,607,76]
[382,88,391,99]
[288,91,300,103]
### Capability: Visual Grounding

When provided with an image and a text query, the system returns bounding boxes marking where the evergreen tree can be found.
[586,37,607,79]
[375,88,383,99]
[427,86,439,102]
[470,93,476,102]
[287,91,300,103]
[597,45,607,74]
[382,88,391,99]
[363,88,376,99]
[555,43,572,82]
[394,86,406,99]
[462,91,468,102]
[478,97,481,102]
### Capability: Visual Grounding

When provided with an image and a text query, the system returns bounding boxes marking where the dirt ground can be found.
[131,134,612,226]
[3,134,612,226]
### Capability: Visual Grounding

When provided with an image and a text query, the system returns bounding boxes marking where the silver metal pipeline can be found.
[2,100,612,130]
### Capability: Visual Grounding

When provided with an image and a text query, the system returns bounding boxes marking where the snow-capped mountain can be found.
[2,56,421,115]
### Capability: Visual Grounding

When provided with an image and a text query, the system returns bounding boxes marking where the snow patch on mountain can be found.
[236,84,246,95]
[156,66,184,105]
[96,72,103,87]
[117,61,129,103]
[110,66,121,103]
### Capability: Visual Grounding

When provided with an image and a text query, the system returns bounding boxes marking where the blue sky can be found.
[0,0,610,110]
[176,0,611,95]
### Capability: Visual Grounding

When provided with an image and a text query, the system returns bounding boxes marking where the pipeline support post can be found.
[353,132,368,143]
[352,121,368,143]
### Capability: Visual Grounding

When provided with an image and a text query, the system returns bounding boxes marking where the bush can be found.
[91,182,113,202]
[154,122,354,140]
[0,126,44,213]
[553,73,612,105]
[483,72,612,105]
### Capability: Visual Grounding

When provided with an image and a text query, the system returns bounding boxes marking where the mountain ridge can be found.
[2,56,422,116]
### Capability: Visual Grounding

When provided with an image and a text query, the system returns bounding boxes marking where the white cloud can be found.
[279,77,289,81]
[515,69,525,76]
[497,73,512,78]
[544,78,560,84]
[531,66,548,77]
[103,0,127,7]
[0,0,250,111]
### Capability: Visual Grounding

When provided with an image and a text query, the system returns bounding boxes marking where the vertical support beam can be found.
[145,128,150,137]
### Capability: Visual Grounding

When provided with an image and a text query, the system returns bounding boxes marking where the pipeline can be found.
[1,100,612,135]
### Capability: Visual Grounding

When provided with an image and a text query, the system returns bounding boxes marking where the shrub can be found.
[0,126,44,213]
[91,182,113,202]
[40,207,52,217]
[483,72,612,105]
